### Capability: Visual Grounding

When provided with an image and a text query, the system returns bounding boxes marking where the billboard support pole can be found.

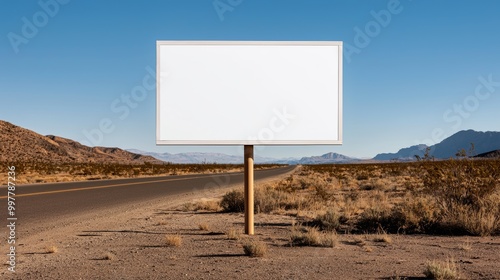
[244,145,254,235]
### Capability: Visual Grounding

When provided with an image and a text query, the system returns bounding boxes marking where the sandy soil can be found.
[3,169,500,280]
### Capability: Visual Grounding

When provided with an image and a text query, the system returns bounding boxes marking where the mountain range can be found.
[125,150,280,164]
[126,149,360,164]
[373,130,500,160]
[1,120,499,164]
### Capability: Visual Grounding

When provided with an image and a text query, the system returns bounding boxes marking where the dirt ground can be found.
[3,171,500,280]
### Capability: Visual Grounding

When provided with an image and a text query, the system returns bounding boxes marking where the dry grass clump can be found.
[242,241,267,257]
[423,258,460,279]
[372,228,392,243]
[165,235,182,247]
[198,223,210,231]
[312,208,342,231]
[359,178,388,191]
[220,190,245,212]
[356,206,393,233]
[290,226,337,247]
[45,245,58,254]
[220,184,311,214]
[388,196,441,234]
[226,227,242,240]
[103,252,116,260]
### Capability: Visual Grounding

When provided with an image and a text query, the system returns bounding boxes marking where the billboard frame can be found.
[156,40,343,146]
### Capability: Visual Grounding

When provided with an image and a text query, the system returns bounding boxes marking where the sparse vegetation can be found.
[290,226,337,247]
[220,190,245,212]
[372,228,392,243]
[217,158,500,236]
[242,240,267,257]
[45,245,58,254]
[226,227,242,240]
[424,258,460,280]
[312,208,342,231]
[198,223,210,231]
[0,161,286,184]
[165,235,182,247]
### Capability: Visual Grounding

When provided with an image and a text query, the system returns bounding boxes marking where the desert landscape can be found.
[4,1,500,279]
[2,154,499,279]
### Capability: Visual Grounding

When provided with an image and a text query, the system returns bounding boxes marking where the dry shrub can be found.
[424,258,460,280]
[220,185,308,214]
[198,223,210,231]
[389,196,441,234]
[165,235,182,247]
[45,245,58,254]
[373,228,392,243]
[440,203,499,236]
[356,206,393,233]
[321,232,338,247]
[243,241,267,257]
[220,190,245,212]
[226,227,241,240]
[359,178,387,191]
[313,208,341,231]
[256,185,307,213]
[290,226,337,247]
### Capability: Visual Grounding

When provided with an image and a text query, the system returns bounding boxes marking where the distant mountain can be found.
[431,130,500,158]
[128,150,358,165]
[373,130,500,160]
[127,150,280,164]
[373,144,428,161]
[294,152,359,164]
[0,120,162,164]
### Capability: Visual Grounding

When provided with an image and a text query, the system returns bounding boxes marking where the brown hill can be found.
[0,120,163,164]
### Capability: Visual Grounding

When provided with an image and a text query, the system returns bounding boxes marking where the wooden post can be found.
[244,145,254,235]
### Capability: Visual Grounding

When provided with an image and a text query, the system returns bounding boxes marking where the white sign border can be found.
[156,40,343,146]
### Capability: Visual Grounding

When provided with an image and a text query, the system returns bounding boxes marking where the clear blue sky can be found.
[1,0,499,159]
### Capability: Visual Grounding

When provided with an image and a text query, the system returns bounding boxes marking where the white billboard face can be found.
[156,41,342,145]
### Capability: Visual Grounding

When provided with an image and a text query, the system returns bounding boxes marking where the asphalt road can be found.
[0,166,295,234]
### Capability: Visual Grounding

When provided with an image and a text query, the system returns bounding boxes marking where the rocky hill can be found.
[0,120,162,164]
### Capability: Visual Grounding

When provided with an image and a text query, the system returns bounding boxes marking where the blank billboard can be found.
[156,41,342,145]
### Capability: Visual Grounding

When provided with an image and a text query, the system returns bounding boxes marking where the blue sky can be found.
[1,0,499,159]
